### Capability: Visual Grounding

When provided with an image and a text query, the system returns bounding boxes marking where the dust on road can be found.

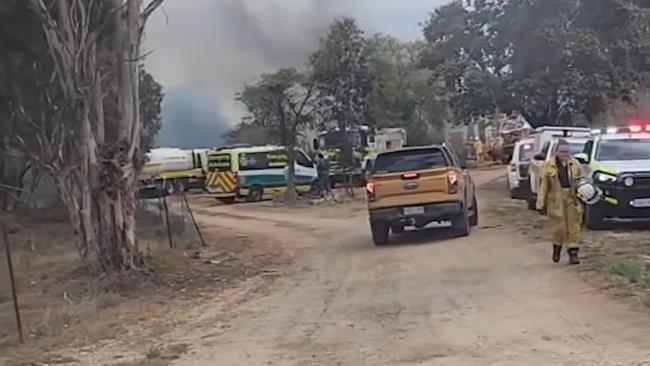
[164,168,650,366]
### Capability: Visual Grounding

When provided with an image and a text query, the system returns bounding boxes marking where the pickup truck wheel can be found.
[469,196,479,227]
[371,221,390,246]
[451,206,471,237]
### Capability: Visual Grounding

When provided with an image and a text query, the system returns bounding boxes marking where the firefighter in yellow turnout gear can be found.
[536,139,585,265]
[473,138,484,165]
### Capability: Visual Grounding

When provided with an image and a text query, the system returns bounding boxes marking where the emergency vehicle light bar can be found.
[593,124,650,135]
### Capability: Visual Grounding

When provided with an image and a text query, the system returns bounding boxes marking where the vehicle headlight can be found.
[594,171,617,184]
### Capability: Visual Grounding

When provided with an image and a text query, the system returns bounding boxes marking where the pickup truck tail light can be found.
[447,171,460,194]
[366,180,376,202]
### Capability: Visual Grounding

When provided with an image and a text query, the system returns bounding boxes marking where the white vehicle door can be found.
[293,150,317,181]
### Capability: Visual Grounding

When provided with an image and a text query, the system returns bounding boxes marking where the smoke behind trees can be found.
[144,0,440,148]
[156,88,229,149]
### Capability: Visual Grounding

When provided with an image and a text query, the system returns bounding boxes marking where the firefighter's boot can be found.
[552,245,562,263]
[568,248,580,265]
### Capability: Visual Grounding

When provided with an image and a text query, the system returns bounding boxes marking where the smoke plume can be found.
[143,0,440,147]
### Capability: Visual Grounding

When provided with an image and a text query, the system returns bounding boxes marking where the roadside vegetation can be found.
[1,198,287,365]
[482,178,650,306]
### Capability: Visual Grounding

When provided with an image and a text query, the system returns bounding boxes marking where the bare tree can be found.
[22,0,165,271]
[237,68,317,203]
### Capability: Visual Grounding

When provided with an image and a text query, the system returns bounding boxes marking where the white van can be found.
[532,126,592,154]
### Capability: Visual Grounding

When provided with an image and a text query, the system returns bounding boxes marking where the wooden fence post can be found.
[2,223,24,343]
[162,195,173,249]
[181,190,206,247]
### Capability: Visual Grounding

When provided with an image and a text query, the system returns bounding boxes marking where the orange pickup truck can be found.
[366,145,478,245]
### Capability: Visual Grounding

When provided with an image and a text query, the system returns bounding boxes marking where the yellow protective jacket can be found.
[473,140,484,154]
[536,157,584,218]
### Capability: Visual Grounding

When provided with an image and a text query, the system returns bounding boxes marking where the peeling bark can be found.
[28,0,164,271]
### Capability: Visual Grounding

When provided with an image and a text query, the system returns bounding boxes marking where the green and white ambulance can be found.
[205,145,317,203]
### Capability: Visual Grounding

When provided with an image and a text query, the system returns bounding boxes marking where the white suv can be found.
[507,139,534,200]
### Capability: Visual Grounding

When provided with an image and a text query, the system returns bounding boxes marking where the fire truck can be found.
[316,126,406,187]
[138,148,208,198]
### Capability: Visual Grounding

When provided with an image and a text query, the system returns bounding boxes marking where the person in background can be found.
[315,153,332,198]
[536,139,585,265]
[473,138,484,165]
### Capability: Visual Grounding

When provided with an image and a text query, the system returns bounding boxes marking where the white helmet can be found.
[575,178,602,205]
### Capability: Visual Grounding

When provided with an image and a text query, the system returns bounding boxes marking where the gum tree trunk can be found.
[30,0,163,271]
[285,147,298,203]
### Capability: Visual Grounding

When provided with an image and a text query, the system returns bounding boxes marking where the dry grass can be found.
[111,343,190,366]
[605,257,650,285]
[1,198,287,365]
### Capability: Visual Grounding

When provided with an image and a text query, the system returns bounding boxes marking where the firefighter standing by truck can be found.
[536,139,585,265]
[473,138,485,165]
[315,153,332,198]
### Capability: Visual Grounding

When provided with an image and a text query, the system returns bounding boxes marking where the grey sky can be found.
[144,0,446,147]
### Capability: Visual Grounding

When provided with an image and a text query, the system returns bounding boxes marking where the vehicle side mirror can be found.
[312,138,320,151]
[574,153,589,164]
[534,153,546,161]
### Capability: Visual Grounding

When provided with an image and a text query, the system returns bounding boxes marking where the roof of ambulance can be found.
[209,145,285,154]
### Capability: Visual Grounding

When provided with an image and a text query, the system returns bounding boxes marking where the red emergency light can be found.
[629,119,650,132]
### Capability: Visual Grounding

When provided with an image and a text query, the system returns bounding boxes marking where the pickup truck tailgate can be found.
[372,168,452,208]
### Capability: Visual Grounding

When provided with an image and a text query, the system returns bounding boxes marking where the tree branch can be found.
[141,0,165,22]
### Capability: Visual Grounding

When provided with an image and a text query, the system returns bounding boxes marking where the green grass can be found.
[605,257,648,284]
[145,345,164,360]
[112,343,190,366]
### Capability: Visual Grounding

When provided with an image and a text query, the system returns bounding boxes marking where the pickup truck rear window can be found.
[373,148,448,174]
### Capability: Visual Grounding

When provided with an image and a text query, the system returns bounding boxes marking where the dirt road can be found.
[171,170,650,365]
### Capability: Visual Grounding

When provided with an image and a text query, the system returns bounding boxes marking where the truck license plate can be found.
[404,206,425,215]
[632,198,650,208]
